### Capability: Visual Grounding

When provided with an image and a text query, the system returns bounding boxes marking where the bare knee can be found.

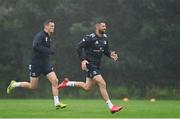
[99,81,106,87]
[84,84,92,91]
[95,78,106,88]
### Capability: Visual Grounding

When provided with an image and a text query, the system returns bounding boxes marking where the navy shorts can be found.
[29,64,53,77]
[85,64,101,78]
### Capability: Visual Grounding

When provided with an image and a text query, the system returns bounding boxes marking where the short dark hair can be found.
[96,21,106,25]
[43,19,54,26]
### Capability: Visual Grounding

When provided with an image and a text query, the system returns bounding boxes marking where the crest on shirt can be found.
[104,41,107,44]
[82,38,85,42]
[95,41,99,45]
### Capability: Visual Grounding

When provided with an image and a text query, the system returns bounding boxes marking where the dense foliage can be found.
[0,0,179,98]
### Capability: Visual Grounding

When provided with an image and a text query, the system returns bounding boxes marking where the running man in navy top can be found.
[58,21,123,114]
[7,19,66,109]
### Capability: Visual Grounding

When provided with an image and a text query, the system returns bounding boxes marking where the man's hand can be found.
[81,60,89,71]
[110,51,118,61]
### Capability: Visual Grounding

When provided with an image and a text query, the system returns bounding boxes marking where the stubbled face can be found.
[45,22,55,34]
[97,23,106,34]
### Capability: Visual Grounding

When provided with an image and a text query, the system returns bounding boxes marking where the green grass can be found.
[0,99,180,118]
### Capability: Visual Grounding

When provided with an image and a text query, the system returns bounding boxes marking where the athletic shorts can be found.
[85,64,101,78]
[29,64,53,77]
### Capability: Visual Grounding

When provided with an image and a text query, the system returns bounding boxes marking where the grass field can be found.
[0,99,180,118]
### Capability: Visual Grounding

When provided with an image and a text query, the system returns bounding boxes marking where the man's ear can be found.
[95,23,100,29]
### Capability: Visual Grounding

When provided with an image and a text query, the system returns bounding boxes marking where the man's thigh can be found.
[85,77,96,89]
[93,75,106,85]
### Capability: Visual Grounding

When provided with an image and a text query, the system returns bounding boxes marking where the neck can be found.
[96,30,103,37]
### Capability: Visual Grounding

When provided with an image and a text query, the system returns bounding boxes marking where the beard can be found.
[99,29,106,34]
